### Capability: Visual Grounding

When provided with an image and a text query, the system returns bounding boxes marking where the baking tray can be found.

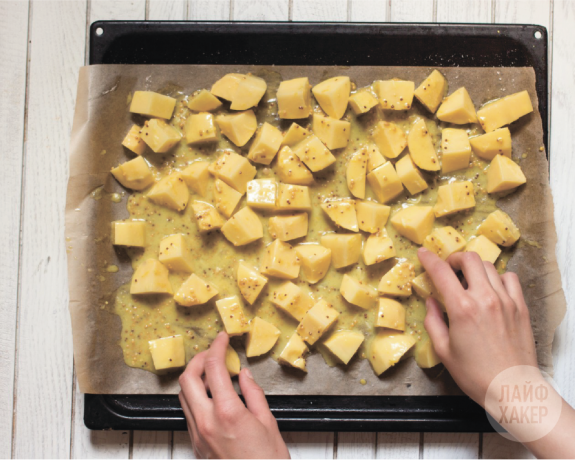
[85,21,549,432]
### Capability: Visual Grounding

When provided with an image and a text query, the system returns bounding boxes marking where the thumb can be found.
[239,368,271,420]
[424,297,450,361]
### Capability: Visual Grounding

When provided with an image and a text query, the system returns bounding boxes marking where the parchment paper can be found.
[67,65,566,395]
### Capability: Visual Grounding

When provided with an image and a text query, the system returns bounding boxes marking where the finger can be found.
[501,272,528,312]
[418,247,465,307]
[179,391,201,445]
[239,368,271,420]
[482,262,509,300]
[447,252,490,291]
[204,332,241,406]
[179,351,211,414]
[424,297,450,360]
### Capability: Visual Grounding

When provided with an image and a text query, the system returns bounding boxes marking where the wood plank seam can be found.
[229,0,234,20]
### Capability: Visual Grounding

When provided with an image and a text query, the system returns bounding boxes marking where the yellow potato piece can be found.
[363,229,396,265]
[230,74,267,110]
[278,332,308,372]
[185,112,217,145]
[412,272,445,309]
[210,151,257,194]
[191,201,226,233]
[276,146,315,186]
[346,148,368,198]
[246,179,278,211]
[366,145,386,172]
[395,155,428,195]
[477,90,533,132]
[469,128,512,161]
[295,244,332,284]
[291,135,336,172]
[323,330,364,365]
[477,209,520,247]
[248,122,283,165]
[181,161,210,196]
[246,317,281,358]
[268,213,308,242]
[147,172,189,212]
[433,181,475,217]
[277,77,312,119]
[130,91,176,119]
[390,205,435,245]
[414,69,447,113]
[441,128,471,174]
[366,161,404,204]
[221,206,263,246]
[297,300,340,345]
[407,118,440,171]
[320,234,362,269]
[465,235,502,264]
[437,87,478,124]
[271,281,315,322]
[111,156,155,191]
[260,239,300,279]
[340,274,377,309]
[174,273,218,307]
[277,184,312,211]
[312,76,351,119]
[356,200,390,233]
[321,198,358,232]
[368,330,416,376]
[349,90,378,115]
[371,121,407,159]
[226,346,241,377]
[140,118,182,153]
[414,336,442,369]
[211,73,244,101]
[375,298,406,331]
[215,296,250,336]
[112,220,146,247]
[213,179,242,218]
[131,259,173,295]
[373,79,415,110]
[215,110,257,147]
[281,122,312,147]
[149,335,185,371]
[423,226,466,260]
[159,234,194,273]
[237,262,267,305]
[122,125,147,155]
[312,113,350,150]
[378,262,415,298]
[486,154,526,194]
[187,89,222,112]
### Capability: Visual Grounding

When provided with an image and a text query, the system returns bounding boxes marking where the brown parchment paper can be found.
[67,65,566,395]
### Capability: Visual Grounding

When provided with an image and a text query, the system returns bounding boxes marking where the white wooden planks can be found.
[337,432,377,458]
[233,0,289,20]
[148,0,187,20]
[283,432,335,459]
[376,432,421,458]
[188,0,232,20]
[292,0,349,21]
[436,0,492,22]
[423,432,479,459]
[350,0,388,21]
[390,0,434,22]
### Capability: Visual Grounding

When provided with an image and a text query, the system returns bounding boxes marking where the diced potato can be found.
[363,229,396,265]
[292,135,336,172]
[349,90,378,115]
[414,69,447,113]
[312,114,350,150]
[320,234,362,269]
[441,128,471,173]
[465,235,502,264]
[395,155,428,195]
[297,300,340,345]
[277,77,312,119]
[281,123,312,147]
[433,181,475,217]
[230,74,267,110]
[187,89,222,112]
[247,122,283,165]
[149,335,185,371]
[140,119,182,153]
[122,125,146,155]
[215,296,250,336]
[277,184,312,211]
[213,179,242,218]
[477,209,520,247]
[390,205,435,245]
[486,154,527,194]
[375,298,406,331]
[181,161,210,197]
[246,317,281,358]
[278,332,308,372]
[356,200,390,233]
[423,226,466,260]
[147,172,189,212]
[237,262,267,305]
[368,330,416,376]
[414,336,442,368]
[192,201,225,233]
[276,146,315,185]
[210,151,256,194]
[111,156,155,190]
[226,346,241,377]
[271,281,315,321]
[185,112,217,145]
[268,213,308,241]
[112,220,146,247]
[378,262,415,297]
[221,206,263,246]
[367,145,386,172]
[371,121,407,159]
[469,128,512,161]
[130,91,176,119]
[477,90,534,132]
[321,199,358,232]
[174,273,218,306]
[323,330,365,365]
[407,118,440,171]
[130,259,173,295]
[215,110,257,147]
[366,161,404,204]
[346,148,368,199]
[295,244,332,284]
[437,87,477,124]
[159,234,193,272]
[260,239,300,279]
[412,272,444,308]
[312,76,351,119]
[246,179,278,211]
[372,79,415,110]
[211,73,243,101]
[340,274,377,309]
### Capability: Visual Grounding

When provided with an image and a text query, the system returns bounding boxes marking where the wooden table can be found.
[1,0,573,457]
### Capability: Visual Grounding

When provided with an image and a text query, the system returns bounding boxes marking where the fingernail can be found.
[244,368,254,380]
[419,247,429,253]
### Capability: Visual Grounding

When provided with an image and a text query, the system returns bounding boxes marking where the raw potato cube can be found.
[363,230,396,265]
[277,184,312,211]
[390,205,435,245]
[437,87,477,124]
[230,74,267,110]
[130,259,173,295]
[321,199,359,232]
[295,244,332,284]
[276,146,314,186]
[292,135,336,172]
[130,91,176,119]
[181,161,210,197]
[414,69,447,113]
[215,110,257,147]
[395,155,428,195]
[221,206,263,246]
[187,89,222,112]
[149,335,185,371]
[367,145,386,172]
[465,235,502,264]
[278,332,308,372]
[112,220,146,247]
[367,161,404,204]
[111,156,154,191]
[140,119,182,153]
[246,317,281,358]
[415,336,441,368]
[211,73,243,101]
[210,151,257,194]
[441,128,471,173]
[320,234,362,269]
[469,128,512,161]
[185,112,217,145]
[477,90,534,132]
[434,181,475,217]
[174,273,218,306]
[237,262,267,305]
[246,179,277,211]
[412,272,444,308]
[376,298,406,331]
[356,200,390,233]
[407,118,440,171]
[312,114,350,150]
[477,209,520,247]
[268,213,308,241]
[486,154,527,194]
[122,125,146,155]
[297,300,340,345]
[277,77,312,119]
[371,121,407,159]
[423,226,466,260]
[368,330,416,376]
[349,90,378,115]
[281,123,311,147]
[213,179,242,218]
[226,346,241,377]
[248,122,283,165]
[340,274,377,309]
[271,281,315,322]
[147,172,189,212]
[191,201,225,232]
[312,76,351,119]
[260,239,300,279]
[378,262,415,297]
[346,148,368,199]
[159,234,194,272]
[323,330,365,365]
[215,296,250,336]
[373,79,415,110]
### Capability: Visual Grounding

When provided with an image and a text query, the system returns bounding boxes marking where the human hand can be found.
[179,332,290,459]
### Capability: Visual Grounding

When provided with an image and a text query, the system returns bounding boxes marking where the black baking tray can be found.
[85,21,549,432]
